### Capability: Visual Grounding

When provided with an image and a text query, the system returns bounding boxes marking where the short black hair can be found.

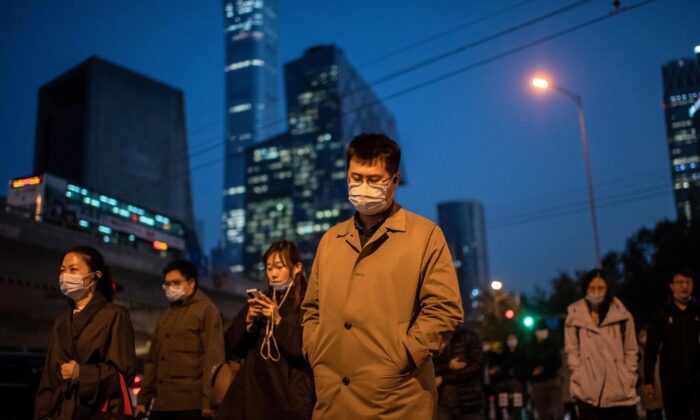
[163,259,198,285]
[346,133,401,175]
[668,267,694,284]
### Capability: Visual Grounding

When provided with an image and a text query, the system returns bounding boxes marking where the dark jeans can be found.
[436,405,482,420]
[149,410,203,420]
[662,380,700,420]
[646,409,663,420]
[577,401,637,420]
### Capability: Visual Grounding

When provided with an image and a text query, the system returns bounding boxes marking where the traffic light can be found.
[504,309,515,320]
[523,315,535,329]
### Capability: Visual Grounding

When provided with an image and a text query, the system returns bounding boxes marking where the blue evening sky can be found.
[1,0,698,292]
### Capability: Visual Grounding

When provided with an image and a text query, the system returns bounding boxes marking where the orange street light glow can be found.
[531,77,550,90]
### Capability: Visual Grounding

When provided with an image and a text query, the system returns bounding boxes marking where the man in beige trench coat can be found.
[302,133,464,419]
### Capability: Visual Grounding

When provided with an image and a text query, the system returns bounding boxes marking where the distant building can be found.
[243,45,399,272]
[33,56,199,252]
[662,46,700,224]
[437,200,489,316]
[219,0,281,272]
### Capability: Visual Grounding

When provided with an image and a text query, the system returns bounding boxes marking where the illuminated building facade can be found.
[33,56,199,253]
[662,46,700,224]
[243,45,399,272]
[437,201,489,316]
[220,0,280,272]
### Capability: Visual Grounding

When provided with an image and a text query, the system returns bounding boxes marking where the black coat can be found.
[434,327,484,411]
[217,294,314,420]
[644,298,700,387]
[34,292,136,419]
[526,337,561,383]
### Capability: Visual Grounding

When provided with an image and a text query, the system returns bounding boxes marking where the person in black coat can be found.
[434,326,485,420]
[526,320,563,420]
[644,267,700,420]
[34,246,136,420]
[217,241,314,420]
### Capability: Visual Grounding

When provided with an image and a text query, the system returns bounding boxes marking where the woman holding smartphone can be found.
[217,240,314,419]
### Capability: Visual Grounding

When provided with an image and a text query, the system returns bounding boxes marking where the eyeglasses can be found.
[672,279,692,286]
[347,175,394,188]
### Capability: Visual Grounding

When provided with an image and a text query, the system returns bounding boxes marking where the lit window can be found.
[230,103,252,113]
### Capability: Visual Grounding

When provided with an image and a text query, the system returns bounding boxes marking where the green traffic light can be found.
[523,315,535,329]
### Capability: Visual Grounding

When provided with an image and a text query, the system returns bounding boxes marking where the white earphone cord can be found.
[260,282,293,361]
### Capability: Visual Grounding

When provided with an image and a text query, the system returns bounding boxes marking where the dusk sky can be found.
[2,0,698,292]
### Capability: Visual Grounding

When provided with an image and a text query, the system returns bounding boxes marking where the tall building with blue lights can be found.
[243,45,399,273]
[220,0,280,272]
[662,46,700,224]
[437,200,489,316]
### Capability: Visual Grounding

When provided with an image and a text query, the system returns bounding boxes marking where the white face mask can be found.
[163,284,187,302]
[59,273,94,301]
[507,338,518,349]
[586,293,605,306]
[535,330,549,342]
[270,279,293,292]
[348,180,392,215]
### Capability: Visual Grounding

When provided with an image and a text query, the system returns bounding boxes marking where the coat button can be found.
[161,356,165,361]
[165,333,170,338]
[342,377,350,385]
[344,322,352,330]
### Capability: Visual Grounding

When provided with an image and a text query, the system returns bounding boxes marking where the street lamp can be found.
[530,75,602,265]
[490,280,503,291]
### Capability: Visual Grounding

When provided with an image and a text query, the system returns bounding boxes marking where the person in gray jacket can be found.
[564,269,638,420]
[136,260,225,419]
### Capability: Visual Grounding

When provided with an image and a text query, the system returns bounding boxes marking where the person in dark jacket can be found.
[136,260,225,419]
[34,246,136,420]
[434,327,484,420]
[497,333,529,419]
[644,267,700,420]
[217,240,314,419]
[527,320,563,420]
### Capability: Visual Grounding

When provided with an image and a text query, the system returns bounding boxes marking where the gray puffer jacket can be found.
[564,297,638,408]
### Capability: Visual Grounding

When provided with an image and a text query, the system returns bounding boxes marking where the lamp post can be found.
[531,76,602,265]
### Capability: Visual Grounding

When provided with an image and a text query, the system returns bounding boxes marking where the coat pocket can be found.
[169,341,201,378]
[394,322,412,373]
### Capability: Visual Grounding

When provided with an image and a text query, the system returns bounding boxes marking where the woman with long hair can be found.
[564,269,638,419]
[34,246,136,419]
[217,240,314,419]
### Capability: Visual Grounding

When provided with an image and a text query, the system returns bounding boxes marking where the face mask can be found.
[535,330,549,342]
[674,293,691,304]
[507,338,518,349]
[348,179,392,216]
[270,279,293,292]
[586,294,605,306]
[59,273,94,301]
[482,343,491,353]
[163,285,187,302]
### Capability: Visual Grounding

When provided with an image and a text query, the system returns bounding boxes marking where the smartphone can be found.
[246,288,261,299]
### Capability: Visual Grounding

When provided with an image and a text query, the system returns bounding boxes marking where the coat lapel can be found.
[71,292,108,344]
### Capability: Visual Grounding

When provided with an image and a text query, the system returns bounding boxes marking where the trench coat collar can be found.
[70,291,108,343]
[336,202,406,251]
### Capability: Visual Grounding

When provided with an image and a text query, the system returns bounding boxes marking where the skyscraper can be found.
[220,0,280,272]
[33,56,199,252]
[243,45,399,272]
[437,201,489,316]
[662,46,700,224]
